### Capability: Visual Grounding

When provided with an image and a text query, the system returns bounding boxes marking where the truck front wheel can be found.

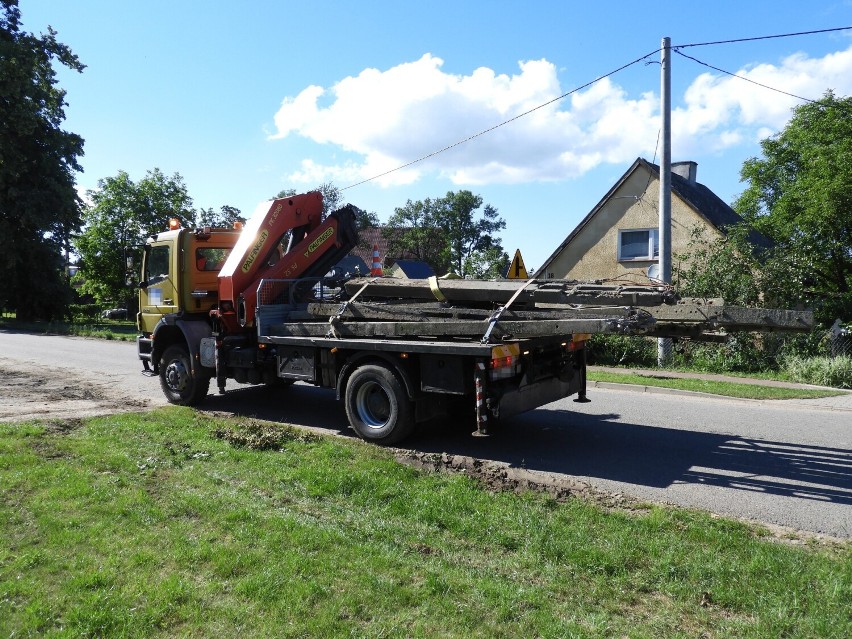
[159,344,210,406]
[345,364,414,444]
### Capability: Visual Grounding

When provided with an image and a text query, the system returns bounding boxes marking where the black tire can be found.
[344,364,414,444]
[159,344,210,405]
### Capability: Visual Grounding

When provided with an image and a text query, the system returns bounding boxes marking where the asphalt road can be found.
[1,330,850,539]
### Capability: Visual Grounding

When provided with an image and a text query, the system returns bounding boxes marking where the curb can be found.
[589,380,755,401]
[589,380,852,412]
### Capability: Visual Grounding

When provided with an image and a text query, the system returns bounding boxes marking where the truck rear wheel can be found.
[345,364,414,444]
[159,344,210,406]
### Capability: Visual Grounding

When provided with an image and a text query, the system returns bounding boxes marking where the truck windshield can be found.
[146,245,170,281]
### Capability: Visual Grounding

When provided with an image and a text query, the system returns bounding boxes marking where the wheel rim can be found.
[164,357,190,393]
[355,381,391,430]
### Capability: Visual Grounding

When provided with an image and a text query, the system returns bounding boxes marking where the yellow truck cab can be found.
[137,222,240,388]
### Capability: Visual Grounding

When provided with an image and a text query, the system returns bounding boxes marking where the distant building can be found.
[386,260,436,279]
[537,158,770,281]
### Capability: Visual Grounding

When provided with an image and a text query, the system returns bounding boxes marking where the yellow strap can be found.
[428,276,446,302]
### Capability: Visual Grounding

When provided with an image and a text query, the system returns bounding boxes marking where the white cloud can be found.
[271,46,852,186]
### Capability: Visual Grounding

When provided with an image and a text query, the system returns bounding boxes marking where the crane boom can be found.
[215,192,358,332]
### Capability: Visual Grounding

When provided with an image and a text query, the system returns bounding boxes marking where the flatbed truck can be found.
[137,192,812,444]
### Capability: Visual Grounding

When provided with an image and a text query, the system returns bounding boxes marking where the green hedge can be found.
[587,333,852,388]
[586,334,657,367]
[782,355,852,389]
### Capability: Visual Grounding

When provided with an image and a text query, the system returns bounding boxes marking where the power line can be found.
[341,47,662,191]
[340,26,852,192]
[675,26,852,48]
[675,49,852,116]
[673,49,818,104]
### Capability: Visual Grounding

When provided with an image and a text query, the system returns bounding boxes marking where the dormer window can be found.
[618,228,659,261]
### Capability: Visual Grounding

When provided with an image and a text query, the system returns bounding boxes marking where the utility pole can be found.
[658,36,673,366]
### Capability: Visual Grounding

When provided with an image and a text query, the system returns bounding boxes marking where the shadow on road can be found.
[200,383,852,506]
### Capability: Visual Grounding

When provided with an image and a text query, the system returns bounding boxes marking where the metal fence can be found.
[256,277,342,307]
[830,330,851,357]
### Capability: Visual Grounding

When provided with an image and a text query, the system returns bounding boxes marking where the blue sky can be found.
[18,1,852,270]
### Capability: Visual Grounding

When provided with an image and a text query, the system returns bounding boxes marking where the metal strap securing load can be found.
[327,277,377,338]
[481,277,537,344]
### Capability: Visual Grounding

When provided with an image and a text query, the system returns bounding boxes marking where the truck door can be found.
[139,242,178,333]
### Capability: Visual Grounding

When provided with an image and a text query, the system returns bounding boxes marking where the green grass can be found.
[0,316,137,341]
[588,370,845,400]
[1,408,849,638]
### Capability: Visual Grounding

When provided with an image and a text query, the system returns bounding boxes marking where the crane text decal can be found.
[241,229,269,273]
[304,227,334,258]
[269,202,282,224]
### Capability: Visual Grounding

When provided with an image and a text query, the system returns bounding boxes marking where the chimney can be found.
[671,161,697,184]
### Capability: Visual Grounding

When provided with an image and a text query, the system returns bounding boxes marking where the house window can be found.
[618,229,659,261]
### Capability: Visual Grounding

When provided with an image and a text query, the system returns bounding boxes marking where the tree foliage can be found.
[675,226,763,306]
[383,197,450,273]
[673,226,812,371]
[385,190,507,277]
[196,205,245,228]
[0,0,84,320]
[733,91,852,323]
[74,169,196,305]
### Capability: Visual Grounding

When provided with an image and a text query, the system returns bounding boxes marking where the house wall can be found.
[544,167,723,281]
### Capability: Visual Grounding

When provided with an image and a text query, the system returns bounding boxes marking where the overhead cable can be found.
[341,25,852,191]
[341,47,662,190]
[675,26,852,48]
[673,49,818,104]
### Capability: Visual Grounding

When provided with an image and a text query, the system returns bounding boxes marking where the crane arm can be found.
[215,192,359,332]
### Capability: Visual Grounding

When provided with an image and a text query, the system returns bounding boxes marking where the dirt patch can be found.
[394,450,639,510]
[0,364,150,423]
[391,450,850,548]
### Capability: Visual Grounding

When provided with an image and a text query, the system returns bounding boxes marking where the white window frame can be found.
[618,228,659,261]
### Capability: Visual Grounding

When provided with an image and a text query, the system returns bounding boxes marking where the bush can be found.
[67,303,104,321]
[587,334,657,367]
[671,330,834,374]
[588,329,839,375]
[672,334,787,373]
[782,355,852,389]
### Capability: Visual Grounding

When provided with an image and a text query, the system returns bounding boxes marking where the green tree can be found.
[356,208,380,230]
[74,169,194,306]
[674,226,764,307]
[0,0,84,320]
[438,190,506,277]
[196,204,244,228]
[734,91,852,323]
[464,246,510,279]
[385,190,507,277]
[384,197,451,273]
[673,225,820,371]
